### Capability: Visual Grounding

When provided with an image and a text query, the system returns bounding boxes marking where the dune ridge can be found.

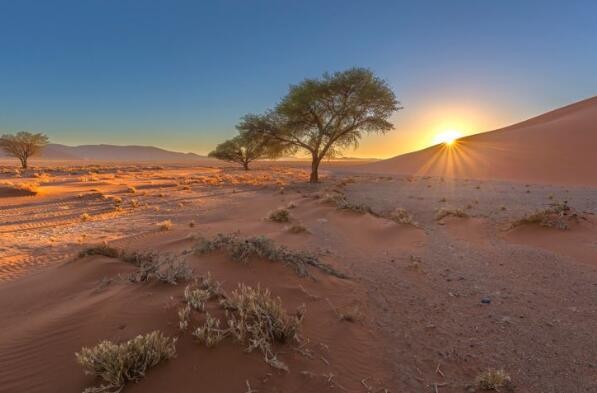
[351,96,597,186]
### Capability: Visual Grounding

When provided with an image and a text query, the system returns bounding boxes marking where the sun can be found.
[433,129,462,146]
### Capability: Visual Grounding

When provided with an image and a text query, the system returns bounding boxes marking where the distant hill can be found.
[348,96,597,186]
[0,144,205,162]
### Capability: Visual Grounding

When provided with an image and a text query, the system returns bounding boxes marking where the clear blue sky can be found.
[1,0,596,157]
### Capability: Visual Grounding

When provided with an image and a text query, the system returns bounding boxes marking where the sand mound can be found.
[351,96,597,186]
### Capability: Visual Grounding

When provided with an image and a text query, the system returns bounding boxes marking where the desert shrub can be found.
[178,304,191,331]
[130,199,139,208]
[157,220,173,231]
[511,201,575,230]
[81,212,91,222]
[269,208,290,222]
[78,244,120,259]
[475,369,514,391]
[155,260,193,284]
[184,285,211,311]
[288,224,308,234]
[76,331,177,393]
[126,186,137,194]
[389,208,416,225]
[194,233,348,278]
[435,207,468,221]
[193,313,227,348]
[338,305,363,322]
[223,284,304,370]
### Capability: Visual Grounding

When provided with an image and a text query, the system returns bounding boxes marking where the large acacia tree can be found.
[208,133,285,170]
[0,131,49,169]
[237,68,401,182]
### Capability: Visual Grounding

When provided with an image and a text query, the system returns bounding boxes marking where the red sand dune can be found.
[352,96,597,186]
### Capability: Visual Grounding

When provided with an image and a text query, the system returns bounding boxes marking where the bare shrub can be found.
[76,331,177,393]
[81,212,91,222]
[194,233,348,278]
[155,260,193,284]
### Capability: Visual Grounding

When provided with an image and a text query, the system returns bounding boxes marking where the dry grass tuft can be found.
[511,201,576,230]
[475,369,514,391]
[78,244,120,259]
[76,331,177,393]
[435,207,468,221]
[269,208,290,222]
[80,212,91,222]
[389,208,417,225]
[126,186,137,194]
[192,312,227,348]
[194,233,348,278]
[288,224,308,234]
[157,220,173,231]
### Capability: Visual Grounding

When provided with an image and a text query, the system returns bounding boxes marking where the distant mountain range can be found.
[0,144,205,162]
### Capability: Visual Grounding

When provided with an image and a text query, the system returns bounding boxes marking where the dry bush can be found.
[338,305,363,322]
[389,208,416,225]
[193,313,227,348]
[435,207,468,221]
[178,304,191,331]
[76,331,177,393]
[157,220,173,231]
[78,244,120,259]
[222,284,304,370]
[80,212,91,222]
[269,208,290,222]
[126,186,137,194]
[475,369,514,391]
[330,194,373,214]
[0,181,40,195]
[288,224,308,234]
[511,201,576,230]
[194,233,348,278]
[184,285,211,311]
[154,260,194,284]
[130,198,139,208]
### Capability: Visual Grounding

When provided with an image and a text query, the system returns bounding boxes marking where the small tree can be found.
[0,131,49,169]
[237,68,401,183]
[208,133,284,170]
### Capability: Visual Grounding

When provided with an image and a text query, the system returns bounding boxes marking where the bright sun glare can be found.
[433,129,462,146]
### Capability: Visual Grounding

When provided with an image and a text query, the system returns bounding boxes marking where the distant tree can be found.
[0,131,49,169]
[208,133,284,170]
[237,68,401,183]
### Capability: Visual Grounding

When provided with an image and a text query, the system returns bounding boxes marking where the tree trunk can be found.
[20,157,27,169]
[243,162,249,170]
[309,155,321,183]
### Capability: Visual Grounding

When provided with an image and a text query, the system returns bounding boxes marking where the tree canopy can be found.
[237,68,400,182]
[0,131,49,169]
[208,133,284,170]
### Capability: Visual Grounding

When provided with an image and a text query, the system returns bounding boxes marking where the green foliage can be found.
[208,133,284,170]
[237,68,400,182]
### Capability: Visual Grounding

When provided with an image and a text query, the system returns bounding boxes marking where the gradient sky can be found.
[1,0,596,158]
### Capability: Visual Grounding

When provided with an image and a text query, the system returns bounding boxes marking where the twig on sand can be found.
[435,363,445,377]
[432,382,449,393]
[245,380,258,393]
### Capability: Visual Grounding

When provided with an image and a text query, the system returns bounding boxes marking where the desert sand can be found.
[1,100,596,393]
[352,96,597,186]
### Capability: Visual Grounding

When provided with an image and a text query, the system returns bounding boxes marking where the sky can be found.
[1,0,596,158]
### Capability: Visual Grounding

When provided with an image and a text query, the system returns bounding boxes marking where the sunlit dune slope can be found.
[351,96,597,186]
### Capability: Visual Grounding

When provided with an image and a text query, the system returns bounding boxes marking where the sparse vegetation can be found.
[78,243,120,259]
[511,201,576,230]
[126,186,137,194]
[475,369,514,391]
[435,207,468,221]
[194,233,348,278]
[158,220,173,231]
[288,224,308,234]
[81,212,91,222]
[76,331,177,393]
[193,313,227,347]
[389,208,416,225]
[269,208,290,222]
